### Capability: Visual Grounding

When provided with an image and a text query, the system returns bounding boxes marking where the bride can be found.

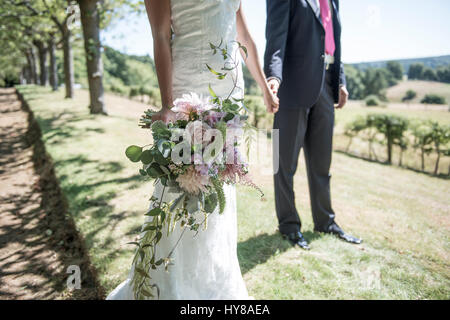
[107,0,278,300]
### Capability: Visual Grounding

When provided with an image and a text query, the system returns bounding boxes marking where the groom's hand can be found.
[336,85,349,109]
[267,78,280,96]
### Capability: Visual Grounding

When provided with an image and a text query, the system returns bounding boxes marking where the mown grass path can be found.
[12,85,450,300]
[0,88,101,299]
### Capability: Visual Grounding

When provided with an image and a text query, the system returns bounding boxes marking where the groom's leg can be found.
[273,106,308,234]
[303,72,336,231]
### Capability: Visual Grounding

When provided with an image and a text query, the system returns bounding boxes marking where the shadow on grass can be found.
[238,233,291,274]
[237,230,327,274]
[13,86,144,298]
[335,149,450,180]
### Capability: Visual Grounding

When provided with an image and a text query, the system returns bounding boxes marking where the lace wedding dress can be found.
[106,0,248,300]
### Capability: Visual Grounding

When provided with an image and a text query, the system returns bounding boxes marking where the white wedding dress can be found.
[107,0,248,300]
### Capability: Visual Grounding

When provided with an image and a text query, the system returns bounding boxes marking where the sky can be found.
[102,0,450,64]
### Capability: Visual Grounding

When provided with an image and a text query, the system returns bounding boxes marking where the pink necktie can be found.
[319,0,335,56]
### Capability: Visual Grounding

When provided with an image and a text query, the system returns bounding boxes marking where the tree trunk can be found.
[421,148,425,171]
[345,137,353,153]
[48,35,58,91]
[23,65,32,84]
[34,40,48,86]
[398,148,403,167]
[62,26,75,98]
[434,149,440,176]
[26,48,38,84]
[78,0,106,115]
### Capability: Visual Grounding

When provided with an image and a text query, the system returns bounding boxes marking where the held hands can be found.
[264,78,280,113]
[336,85,349,109]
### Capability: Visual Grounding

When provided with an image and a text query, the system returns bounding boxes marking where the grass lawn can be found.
[17,85,450,299]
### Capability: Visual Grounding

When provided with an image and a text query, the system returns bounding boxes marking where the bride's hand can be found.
[263,88,280,114]
[151,106,177,123]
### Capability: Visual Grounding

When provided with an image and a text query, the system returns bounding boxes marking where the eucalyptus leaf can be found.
[140,150,153,164]
[125,145,142,162]
[204,193,218,213]
[186,196,201,213]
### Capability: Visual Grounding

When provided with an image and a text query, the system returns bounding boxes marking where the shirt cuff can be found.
[267,76,281,84]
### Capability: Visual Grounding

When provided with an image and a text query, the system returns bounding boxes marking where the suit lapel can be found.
[305,0,324,28]
[331,0,341,25]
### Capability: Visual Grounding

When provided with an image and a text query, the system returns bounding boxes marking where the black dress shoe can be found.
[315,223,362,245]
[281,231,310,250]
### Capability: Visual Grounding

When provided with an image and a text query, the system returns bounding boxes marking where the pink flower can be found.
[204,111,226,126]
[184,120,212,147]
[226,115,243,129]
[176,166,210,195]
[172,93,214,120]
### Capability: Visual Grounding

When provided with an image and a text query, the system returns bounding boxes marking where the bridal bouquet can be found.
[124,41,260,299]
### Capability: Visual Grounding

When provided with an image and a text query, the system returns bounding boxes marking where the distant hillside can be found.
[350,55,450,72]
[386,80,450,104]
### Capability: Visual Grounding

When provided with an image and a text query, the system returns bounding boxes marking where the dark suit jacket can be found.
[264,0,346,109]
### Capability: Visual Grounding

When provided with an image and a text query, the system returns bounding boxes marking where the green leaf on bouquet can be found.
[206,64,226,79]
[146,166,160,178]
[208,84,217,98]
[146,207,164,216]
[151,120,171,140]
[127,241,140,247]
[135,267,149,278]
[152,149,169,166]
[155,232,162,244]
[160,165,170,175]
[142,225,157,232]
[170,193,186,212]
[140,150,153,165]
[212,179,226,214]
[157,140,172,158]
[223,113,235,122]
[185,195,202,213]
[204,193,218,213]
[140,288,153,297]
[139,169,147,176]
[160,176,168,186]
[125,145,142,162]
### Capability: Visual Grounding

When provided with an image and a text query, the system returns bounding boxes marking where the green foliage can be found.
[242,65,261,95]
[408,63,450,83]
[386,61,404,80]
[365,95,380,107]
[346,113,449,173]
[344,65,366,100]
[211,178,225,214]
[421,94,447,105]
[345,65,396,100]
[402,90,417,102]
[245,95,267,128]
[408,63,425,80]
[423,67,438,81]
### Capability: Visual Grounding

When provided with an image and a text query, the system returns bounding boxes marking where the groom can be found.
[264,0,361,250]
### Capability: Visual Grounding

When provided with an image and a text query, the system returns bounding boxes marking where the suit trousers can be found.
[273,70,336,234]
